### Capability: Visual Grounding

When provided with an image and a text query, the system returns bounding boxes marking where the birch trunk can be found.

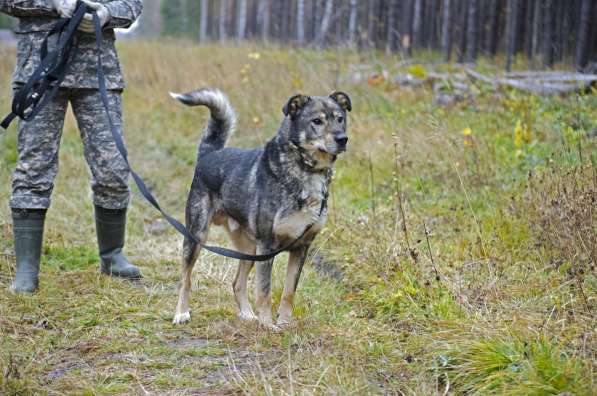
[257,0,270,41]
[199,0,208,42]
[348,0,357,44]
[219,0,228,42]
[236,0,247,42]
[297,0,305,44]
[441,0,452,62]
[316,0,334,47]
[575,0,592,70]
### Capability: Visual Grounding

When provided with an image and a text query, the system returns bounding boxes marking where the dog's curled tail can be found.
[170,88,236,156]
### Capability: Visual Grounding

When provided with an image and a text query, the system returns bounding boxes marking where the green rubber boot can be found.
[95,206,141,280]
[10,209,46,294]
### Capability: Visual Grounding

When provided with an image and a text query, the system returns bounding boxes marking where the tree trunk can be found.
[296,0,305,44]
[412,0,424,48]
[486,0,500,55]
[441,0,452,62]
[457,0,468,62]
[477,0,486,52]
[236,0,247,42]
[591,0,597,67]
[553,0,564,62]
[219,0,228,42]
[425,0,437,48]
[311,0,319,42]
[465,0,478,63]
[542,0,555,67]
[531,0,541,57]
[317,0,334,47]
[576,0,592,70]
[367,0,377,47]
[247,0,258,38]
[199,0,208,42]
[348,0,358,44]
[257,0,270,41]
[386,0,398,54]
[401,0,414,55]
[281,0,292,42]
[506,0,519,71]
[524,0,534,59]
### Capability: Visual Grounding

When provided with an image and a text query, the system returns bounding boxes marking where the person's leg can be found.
[10,89,69,293]
[70,89,140,279]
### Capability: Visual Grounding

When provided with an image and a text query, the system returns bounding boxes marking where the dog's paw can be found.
[264,323,282,333]
[276,318,292,328]
[257,320,282,332]
[238,310,258,322]
[172,311,191,325]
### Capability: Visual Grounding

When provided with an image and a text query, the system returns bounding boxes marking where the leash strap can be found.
[1,4,87,128]
[2,4,319,262]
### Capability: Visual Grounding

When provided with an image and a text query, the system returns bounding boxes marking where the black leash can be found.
[1,2,321,262]
[1,4,87,128]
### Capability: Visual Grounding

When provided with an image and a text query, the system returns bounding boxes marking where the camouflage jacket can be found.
[0,0,143,89]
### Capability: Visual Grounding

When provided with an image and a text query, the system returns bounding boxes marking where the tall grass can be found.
[0,40,595,394]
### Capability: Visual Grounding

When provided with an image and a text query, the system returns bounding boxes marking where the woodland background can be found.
[0,0,595,394]
[1,0,597,71]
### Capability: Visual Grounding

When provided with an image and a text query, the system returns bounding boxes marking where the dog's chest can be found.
[273,173,328,241]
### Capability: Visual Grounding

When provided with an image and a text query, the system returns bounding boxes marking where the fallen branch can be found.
[465,69,592,95]
[505,71,597,82]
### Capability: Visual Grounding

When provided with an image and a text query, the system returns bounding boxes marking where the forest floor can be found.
[0,41,595,395]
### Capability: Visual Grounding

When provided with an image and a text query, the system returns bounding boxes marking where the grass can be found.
[0,40,595,394]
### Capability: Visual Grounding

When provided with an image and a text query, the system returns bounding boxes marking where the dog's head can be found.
[283,92,352,170]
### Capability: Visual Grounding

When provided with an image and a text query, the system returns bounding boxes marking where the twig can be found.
[442,372,451,396]
[368,152,376,218]
[576,95,583,165]
[575,274,593,316]
[393,137,416,263]
[424,221,440,281]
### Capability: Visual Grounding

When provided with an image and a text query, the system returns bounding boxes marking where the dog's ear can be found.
[283,94,311,119]
[329,91,352,112]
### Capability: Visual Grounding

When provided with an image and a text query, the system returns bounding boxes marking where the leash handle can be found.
[1,2,87,129]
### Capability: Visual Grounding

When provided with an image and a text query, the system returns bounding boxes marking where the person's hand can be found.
[51,0,77,18]
[77,0,111,33]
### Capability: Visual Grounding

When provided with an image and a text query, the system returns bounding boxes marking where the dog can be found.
[169,88,351,329]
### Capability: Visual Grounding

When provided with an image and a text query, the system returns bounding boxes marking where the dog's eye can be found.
[312,118,323,126]
[337,116,344,123]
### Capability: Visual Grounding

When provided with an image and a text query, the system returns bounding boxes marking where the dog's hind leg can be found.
[173,239,201,325]
[233,260,257,321]
[277,246,309,327]
[173,191,212,325]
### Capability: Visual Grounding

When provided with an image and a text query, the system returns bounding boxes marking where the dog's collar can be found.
[290,140,332,174]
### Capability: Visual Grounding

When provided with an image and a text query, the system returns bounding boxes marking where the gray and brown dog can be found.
[170,88,351,329]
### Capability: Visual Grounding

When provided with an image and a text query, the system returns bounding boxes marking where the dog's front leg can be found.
[233,260,257,321]
[254,251,276,329]
[277,246,309,327]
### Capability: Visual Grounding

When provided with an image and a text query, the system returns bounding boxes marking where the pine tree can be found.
[465,0,478,63]
[576,0,592,70]
[441,0,452,62]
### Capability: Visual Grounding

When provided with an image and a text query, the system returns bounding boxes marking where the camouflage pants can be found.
[10,88,130,210]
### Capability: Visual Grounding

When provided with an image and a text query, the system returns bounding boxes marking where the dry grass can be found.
[0,40,595,394]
